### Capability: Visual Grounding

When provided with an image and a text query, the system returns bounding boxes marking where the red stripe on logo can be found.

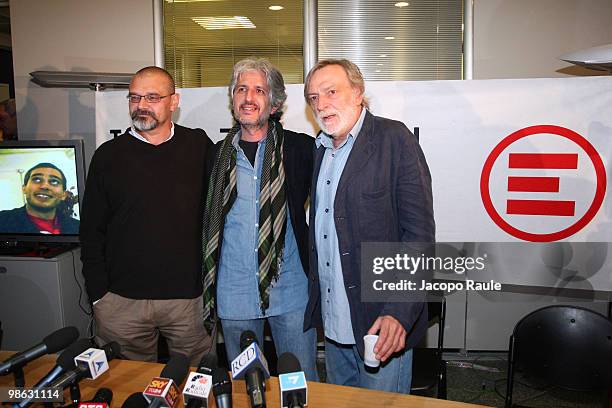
[507,176,560,192]
[506,200,575,216]
[508,153,578,169]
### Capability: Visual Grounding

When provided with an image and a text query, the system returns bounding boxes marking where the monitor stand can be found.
[0,241,78,258]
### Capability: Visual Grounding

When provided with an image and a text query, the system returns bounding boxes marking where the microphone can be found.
[182,354,217,408]
[277,353,307,408]
[194,354,217,377]
[77,388,113,408]
[17,338,92,408]
[121,393,148,408]
[47,342,121,391]
[89,388,113,403]
[34,339,92,386]
[0,326,79,375]
[143,354,190,408]
[212,368,232,408]
[231,331,269,408]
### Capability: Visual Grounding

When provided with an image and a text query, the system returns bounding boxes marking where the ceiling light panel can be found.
[191,16,256,29]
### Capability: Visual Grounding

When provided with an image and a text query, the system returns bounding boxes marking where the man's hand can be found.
[367,315,406,362]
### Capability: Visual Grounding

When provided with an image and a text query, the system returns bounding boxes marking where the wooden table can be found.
[0,352,489,408]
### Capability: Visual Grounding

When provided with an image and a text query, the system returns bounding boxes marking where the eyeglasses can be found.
[126,93,174,103]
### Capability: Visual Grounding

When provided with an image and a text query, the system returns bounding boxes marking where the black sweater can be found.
[80,125,213,302]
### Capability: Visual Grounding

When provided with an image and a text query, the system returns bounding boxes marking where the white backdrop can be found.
[95,77,612,243]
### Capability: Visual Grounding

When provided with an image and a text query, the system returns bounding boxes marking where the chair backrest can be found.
[426,297,446,350]
[511,305,612,391]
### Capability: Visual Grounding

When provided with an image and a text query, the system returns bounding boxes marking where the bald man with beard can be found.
[80,66,214,364]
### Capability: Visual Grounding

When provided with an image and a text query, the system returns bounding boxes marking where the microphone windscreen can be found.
[90,387,113,404]
[277,352,302,375]
[161,354,190,385]
[57,338,92,369]
[43,326,79,353]
[121,392,148,408]
[198,353,218,371]
[212,368,232,395]
[101,341,121,360]
[239,330,258,351]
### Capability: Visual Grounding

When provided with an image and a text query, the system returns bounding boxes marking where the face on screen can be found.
[22,167,67,214]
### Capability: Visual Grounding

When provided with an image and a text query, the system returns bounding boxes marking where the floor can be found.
[210,342,607,408]
[433,352,604,408]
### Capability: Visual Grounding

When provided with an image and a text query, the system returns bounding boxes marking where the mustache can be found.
[131,109,157,120]
[317,111,337,118]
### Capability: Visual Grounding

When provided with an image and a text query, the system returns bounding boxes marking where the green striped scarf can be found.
[202,120,287,327]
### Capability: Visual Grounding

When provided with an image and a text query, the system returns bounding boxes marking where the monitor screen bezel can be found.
[0,139,86,244]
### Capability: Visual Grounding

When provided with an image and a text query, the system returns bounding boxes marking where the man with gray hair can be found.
[304,59,434,393]
[202,58,317,379]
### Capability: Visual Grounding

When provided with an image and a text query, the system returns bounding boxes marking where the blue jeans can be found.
[324,338,413,393]
[220,309,319,381]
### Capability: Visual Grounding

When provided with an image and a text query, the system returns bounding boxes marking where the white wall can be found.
[10,0,155,164]
[474,0,612,79]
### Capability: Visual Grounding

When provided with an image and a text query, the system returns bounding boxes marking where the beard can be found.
[234,103,271,130]
[314,110,347,137]
[131,109,159,131]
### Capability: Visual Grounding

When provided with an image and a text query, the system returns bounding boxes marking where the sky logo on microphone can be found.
[144,378,171,397]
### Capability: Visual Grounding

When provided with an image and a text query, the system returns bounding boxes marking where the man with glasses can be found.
[80,66,214,364]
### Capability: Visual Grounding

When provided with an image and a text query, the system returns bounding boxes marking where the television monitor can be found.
[0,140,86,252]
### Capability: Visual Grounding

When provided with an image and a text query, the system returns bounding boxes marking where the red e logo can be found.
[480,125,606,242]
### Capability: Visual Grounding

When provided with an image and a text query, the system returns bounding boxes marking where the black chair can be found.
[410,296,447,399]
[505,305,612,408]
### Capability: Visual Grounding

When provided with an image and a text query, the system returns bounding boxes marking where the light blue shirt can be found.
[314,107,366,344]
[217,131,308,320]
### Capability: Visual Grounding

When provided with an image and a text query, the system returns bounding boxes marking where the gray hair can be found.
[304,58,369,109]
[229,58,287,114]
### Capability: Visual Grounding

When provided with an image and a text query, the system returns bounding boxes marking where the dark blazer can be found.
[0,205,80,234]
[283,128,315,275]
[304,110,435,357]
[207,125,314,275]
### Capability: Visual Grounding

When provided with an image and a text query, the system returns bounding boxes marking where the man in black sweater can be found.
[80,66,213,364]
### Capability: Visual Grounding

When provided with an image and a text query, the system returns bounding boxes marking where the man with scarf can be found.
[202,58,317,380]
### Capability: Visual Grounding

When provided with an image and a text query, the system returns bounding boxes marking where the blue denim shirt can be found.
[217,131,308,320]
[314,108,366,344]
